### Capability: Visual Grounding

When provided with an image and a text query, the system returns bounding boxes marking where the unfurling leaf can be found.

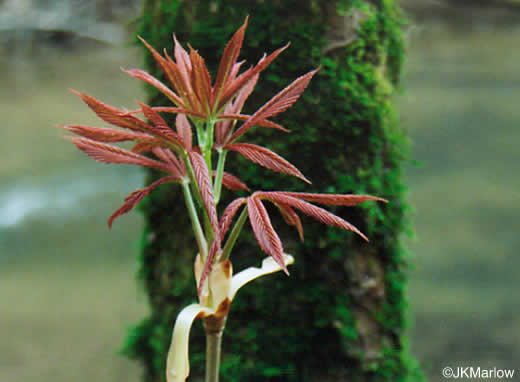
[70,90,150,133]
[176,114,192,150]
[273,202,304,241]
[229,72,258,114]
[129,106,205,119]
[131,141,162,154]
[220,43,290,108]
[188,152,220,238]
[138,102,185,148]
[219,113,290,132]
[211,171,250,192]
[152,147,185,178]
[219,198,247,240]
[189,47,212,114]
[212,17,248,109]
[67,137,170,172]
[247,197,288,274]
[276,192,388,206]
[121,67,184,106]
[166,40,200,111]
[257,192,369,241]
[108,176,178,228]
[173,35,192,85]
[228,67,318,142]
[225,143,310,183]
[137,36,191,109]
[59,125,160,144]
[197,240,221,299]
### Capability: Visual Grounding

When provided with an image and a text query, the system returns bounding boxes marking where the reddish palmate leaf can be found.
[131,141,162,154]
[227,60,245,87]
[225,143,310,183]
[275,192,388,206]
[215,102,236,145]
[189,46,212,114]
[108,175,178,229]
[197,239,221,298]
[219,114,290,132]
[219,43,290,108]
[137,36,191,108]
[212,17,248,109]
[188,151,220,239]
[219,197,247,240]
[152,147,185,179]
[247,197,288,274]
[121,68,184,107]
[173,35,192,85]
[228,67,319,143]
[212,171,250,192]
[67,137,170,172]
[176,114,192,151]
[273,202,304,241]
[164,46,200,111]
[138,102,185,148]
[222,172,250,192]
[70,90,151,133]
[211,170,250,192]
[215,73,259,145]
[257,192,368,241]
[126,106,205,120]
[59,125,160,144]
[230,72,258,114]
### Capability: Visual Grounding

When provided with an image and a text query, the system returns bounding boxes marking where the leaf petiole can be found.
[213,149,227,205]
[220,206,248,261]
[181,178,208,259]
[202,120,215,173]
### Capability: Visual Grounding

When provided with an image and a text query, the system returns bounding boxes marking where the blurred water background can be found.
[1,1,519,381]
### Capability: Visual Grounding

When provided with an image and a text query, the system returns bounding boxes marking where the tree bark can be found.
[122,1,422,381]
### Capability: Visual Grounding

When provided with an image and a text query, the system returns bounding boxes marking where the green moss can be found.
[121,0,423,381]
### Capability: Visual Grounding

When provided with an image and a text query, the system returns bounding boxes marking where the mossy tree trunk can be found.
[122,1,422,381]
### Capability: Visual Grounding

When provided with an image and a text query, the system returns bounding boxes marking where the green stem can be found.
[182,151,203,206]
[182,151,215,243]
[204,327,223,382]
[203,120,215,173]
[220,206,248,261]
[181,179,208,259]
[195,121,206,149]
[213,149,227,205]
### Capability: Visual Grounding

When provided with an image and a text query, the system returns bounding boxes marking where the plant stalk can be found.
[181,179,208,259]
[203,322,225,382]
[220,206,248,261]
[213,149,227,204]
[182,151,204,207]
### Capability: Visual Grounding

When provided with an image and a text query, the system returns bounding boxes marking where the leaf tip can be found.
[358,231,369,242]
[302,175,312,184]
[68,88,81,97]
